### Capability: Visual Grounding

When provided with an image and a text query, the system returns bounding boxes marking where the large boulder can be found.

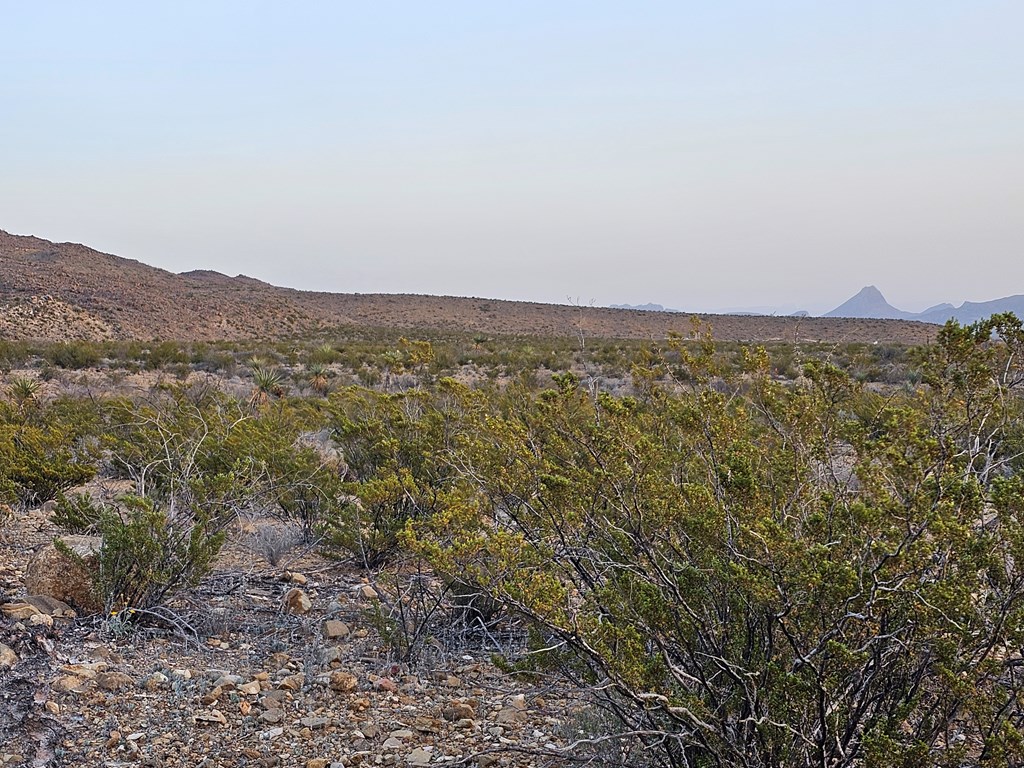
[24,535,103,614]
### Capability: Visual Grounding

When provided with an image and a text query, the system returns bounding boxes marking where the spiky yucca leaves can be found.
[306,363,331,396]
[249,365,286,410]
[7,376,40,407]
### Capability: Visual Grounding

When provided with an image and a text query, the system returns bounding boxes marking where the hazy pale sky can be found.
[2,2,1021,314]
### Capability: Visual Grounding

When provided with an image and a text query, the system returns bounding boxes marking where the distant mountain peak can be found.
[824,285,911,320]
[823,286,1024,325]
[609,302,671,312]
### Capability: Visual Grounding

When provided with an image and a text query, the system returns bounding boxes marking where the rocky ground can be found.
[0,507,583,768]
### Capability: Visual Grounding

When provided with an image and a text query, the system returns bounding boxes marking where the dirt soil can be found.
[0,505,579,768]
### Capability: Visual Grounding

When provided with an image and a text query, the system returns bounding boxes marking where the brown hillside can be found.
[0,230,939,344]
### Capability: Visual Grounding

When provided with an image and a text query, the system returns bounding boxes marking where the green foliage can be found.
[320,385,461,566]
[105,384,340,542]
[249,364,287,409]
[407,317,1024,768]
[7,375,40,406]
[0,396,101,506]
[52,492,105,533]
[145,341,190,370]
[44,341,102,369]
[62,494,226,611]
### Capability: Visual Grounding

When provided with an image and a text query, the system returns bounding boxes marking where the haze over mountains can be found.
[614,286,1024,325]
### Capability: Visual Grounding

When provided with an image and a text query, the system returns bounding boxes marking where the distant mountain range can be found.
[609,303,671,312]
[0,229,938,344]
[613,287,1023,325]
[824,286,1024,325]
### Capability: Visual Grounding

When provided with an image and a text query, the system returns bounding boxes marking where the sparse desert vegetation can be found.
[3,313,1024,766]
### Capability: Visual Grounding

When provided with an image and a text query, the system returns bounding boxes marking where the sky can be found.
[1,2,1021,315]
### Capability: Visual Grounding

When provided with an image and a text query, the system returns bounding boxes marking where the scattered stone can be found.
[201,687,223,706]
[443,701,476,721]
[323,620,350,639]
[412,716,441,734]
[300,716,329,730]
[24,535,103,613]
[260,708,285,724]
[24,594,76,618]
[358,585,378,600]
[194,710,228,726]
[239,680,262,695]
[374,677,398,693]
[211,674,243,690]
[265,652,292,670]
[0,643,18,669]
[61,661,106,678]
[279,672,305,691]
[348,696,371,712]
[407,747,432,765]
[353,722,376,738]
[28,612,54,627]
[284,588,312,615]
[144,671,168,691]
[1,602,41,620]
[262,689,292,708]
[329,671,358,693]
[54,675,91,693]
[94,671,133,691]
[496,707,526,725]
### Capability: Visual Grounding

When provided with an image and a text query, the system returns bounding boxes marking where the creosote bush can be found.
[0,395,101,508]
[404,314,1024,768]
[57,494,225,612]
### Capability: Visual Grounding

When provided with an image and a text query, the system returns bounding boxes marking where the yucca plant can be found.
[306,363,330,396]
[7,375,41,407]
[249,365,286,410]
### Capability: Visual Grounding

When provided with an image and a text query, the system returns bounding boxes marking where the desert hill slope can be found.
[0,230,939,344]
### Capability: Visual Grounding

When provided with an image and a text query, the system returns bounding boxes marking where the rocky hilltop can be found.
[1,230,938,344]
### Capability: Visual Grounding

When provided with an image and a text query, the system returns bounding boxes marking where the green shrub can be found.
[45,341,101,369]
[51,492,105,533]
[320,385,460,566]
[59,494,226,611]
[409,316,1024,768]
[0,398,100,507]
